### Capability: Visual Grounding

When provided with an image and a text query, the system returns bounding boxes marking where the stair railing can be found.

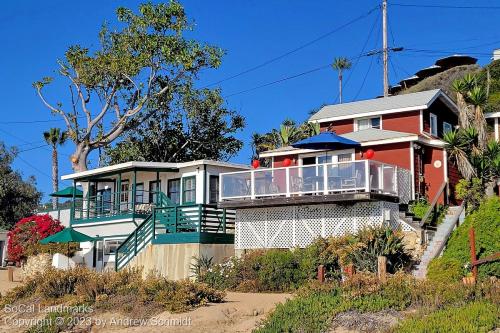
[419,182,447,227]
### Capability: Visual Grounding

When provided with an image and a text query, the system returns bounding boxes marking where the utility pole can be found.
[382,0,388,97]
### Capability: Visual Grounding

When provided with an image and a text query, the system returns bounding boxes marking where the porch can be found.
[219,160,411,208]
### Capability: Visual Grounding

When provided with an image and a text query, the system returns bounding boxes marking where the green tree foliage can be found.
[43,128,68,209]
[104,88,244,164]
[439,197,500,278]
[0,142,41,229]
[251,118,321,162]
[34,1,226,172]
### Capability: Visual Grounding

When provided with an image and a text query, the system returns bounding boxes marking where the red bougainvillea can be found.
[7,214,64,263]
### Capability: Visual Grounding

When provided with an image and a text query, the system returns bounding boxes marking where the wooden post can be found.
[469,227,478,282]
[7,267,14,282]
[377,256,387,282]
[317,265,326,283]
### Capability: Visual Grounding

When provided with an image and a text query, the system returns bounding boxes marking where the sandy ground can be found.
[86,292,291,333]
[0,269,291,333]
[0,268,22,295]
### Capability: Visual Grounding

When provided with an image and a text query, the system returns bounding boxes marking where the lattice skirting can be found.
[235,201,405,249]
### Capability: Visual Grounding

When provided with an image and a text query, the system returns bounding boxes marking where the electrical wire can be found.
[390,3,500,10]
[203,5,380,88]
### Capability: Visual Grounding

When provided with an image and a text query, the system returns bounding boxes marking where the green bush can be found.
[1,267,224,315]
[410,198,430,219]
[255,290,343,333]
[197,227,413,292]
[441,197,500,278]
[392,301,499,333]
[427,257,464,283]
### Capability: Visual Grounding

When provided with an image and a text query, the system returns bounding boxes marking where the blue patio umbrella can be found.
[291,132,360,150]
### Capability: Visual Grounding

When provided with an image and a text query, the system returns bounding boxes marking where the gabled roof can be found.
[309,89,457,122]
[259,129,418,158]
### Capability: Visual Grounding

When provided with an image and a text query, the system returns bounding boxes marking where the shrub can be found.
[427,257,464,283]
[455,178,484,213]
[7,214,65,263]
[1,267,225,315]
[410,198,430,219]
[345,227,413,273]
[441,197,500,278]
[392,301,499,333]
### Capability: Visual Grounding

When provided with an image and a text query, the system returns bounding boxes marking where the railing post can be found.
[198,204,202,232]
[222,208,227,233]
[175,206,178,233]
[365,160,370,192]
[323,164,328,195]
[285,168,290,197]
[134,232,137,255]
[152,210,156,240]
[394,166,398,195]
[380,163,385,193]
[250,170,256,199]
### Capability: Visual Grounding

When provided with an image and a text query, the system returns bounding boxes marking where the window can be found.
[149,180,161,204]
[430,113,438,136]
[120,180,130,211]
[356,117,381,131]
[135,183,144,203]
[182,176,196,204]
[443,122,453,134]
[209,176,219,204]
[167,178,181,205]
[104,240,123,255]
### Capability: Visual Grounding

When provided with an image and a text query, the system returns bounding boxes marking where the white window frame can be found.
[429,113,438,136]
[354,116,382,131]
[443,121,452,135]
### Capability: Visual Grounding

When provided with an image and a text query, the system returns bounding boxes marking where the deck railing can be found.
[115,204,235,270]
[220,160,405,201]
[72,190,168,221]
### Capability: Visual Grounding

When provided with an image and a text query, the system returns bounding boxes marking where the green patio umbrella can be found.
[49,186,83,198]
[40,228,94,267]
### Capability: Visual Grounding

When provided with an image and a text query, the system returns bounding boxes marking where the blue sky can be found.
[1,0,499,201]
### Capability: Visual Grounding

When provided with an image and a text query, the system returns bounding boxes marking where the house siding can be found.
[382,111,421,134]
[356,142,412,170]
[447,160,461,205]
[422,98,458,138]
[319,119,353,134]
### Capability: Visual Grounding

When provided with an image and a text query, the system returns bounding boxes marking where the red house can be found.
[219,89,461,250]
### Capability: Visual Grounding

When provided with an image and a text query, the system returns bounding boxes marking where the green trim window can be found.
[135,183,144,203]
[209,175,219,204]
[182,176,196,204]
[168,178,181,205]
[149,180,161,204]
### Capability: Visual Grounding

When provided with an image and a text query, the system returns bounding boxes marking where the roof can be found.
[259,129,418,157]
[309,89,457,122]
[341,128,416,142]
[62,160,251,181]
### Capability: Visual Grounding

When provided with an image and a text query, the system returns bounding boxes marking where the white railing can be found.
[220,160,408,201]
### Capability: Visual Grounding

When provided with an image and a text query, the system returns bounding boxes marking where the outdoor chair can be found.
[290,175,304,194]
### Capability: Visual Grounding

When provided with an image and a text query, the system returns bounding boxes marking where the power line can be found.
[334,7,381,103]
[391,3,500,10]
[203,5,380,88]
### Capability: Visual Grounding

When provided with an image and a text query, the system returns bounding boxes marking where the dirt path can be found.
[89,292,291,333]
[0,291,290,333]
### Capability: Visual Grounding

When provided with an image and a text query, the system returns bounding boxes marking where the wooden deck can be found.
[218,192,399,209]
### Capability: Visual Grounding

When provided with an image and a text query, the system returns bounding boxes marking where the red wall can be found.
[273,155,298,168]
[421,146,447,204]
[422,98,458,138]
[447,160,461,205]
[356,142,412,170]
[382,111,421,134]
[319,119,353,134]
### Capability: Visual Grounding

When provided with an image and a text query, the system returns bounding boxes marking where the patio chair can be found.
[290,175,303,193]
